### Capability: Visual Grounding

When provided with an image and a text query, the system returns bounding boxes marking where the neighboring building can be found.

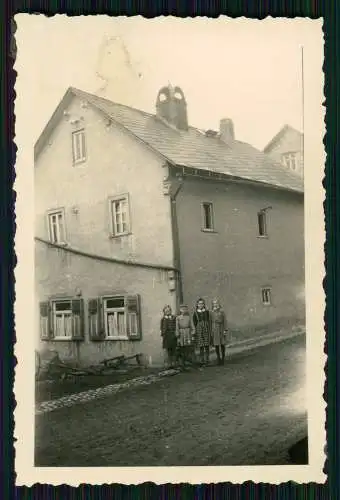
[263,124,304,177]
[35,85,305,367]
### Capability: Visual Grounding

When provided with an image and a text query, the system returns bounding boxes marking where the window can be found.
[257,211,267,237]
[103,296,126,339]
[88,294,141,341]
[72,129,86,164]
[282,152,297,171]
[262,288,272,306]
[48,209,66,244]
[202,202,214,231]
[39,298,84,341]
[109,195,130,237]
[53,300,73,339]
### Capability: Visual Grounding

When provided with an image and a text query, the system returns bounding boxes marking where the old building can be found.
[263,124,304,177]
[35,85,305,367]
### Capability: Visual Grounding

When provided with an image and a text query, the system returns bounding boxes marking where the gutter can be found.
[173,165,304,196]
[168,177,184,305]
[35,237,178,272]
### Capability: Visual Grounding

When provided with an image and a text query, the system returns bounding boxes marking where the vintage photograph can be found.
[14,16,325,484]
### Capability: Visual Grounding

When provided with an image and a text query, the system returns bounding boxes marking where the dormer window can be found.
[72,129,86,164]
[282,152,297,171]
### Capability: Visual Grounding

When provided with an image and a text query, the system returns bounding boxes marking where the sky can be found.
[15,15,323,151]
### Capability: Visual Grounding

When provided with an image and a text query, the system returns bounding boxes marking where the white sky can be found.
[15,15,323,151]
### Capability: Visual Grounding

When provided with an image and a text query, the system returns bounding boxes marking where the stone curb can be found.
[35,329,304,416]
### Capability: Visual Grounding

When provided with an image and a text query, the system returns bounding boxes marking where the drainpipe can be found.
[169,177,184,307]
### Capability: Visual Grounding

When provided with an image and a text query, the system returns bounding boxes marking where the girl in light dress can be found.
[176,304,195,367]
[211,299,228,365]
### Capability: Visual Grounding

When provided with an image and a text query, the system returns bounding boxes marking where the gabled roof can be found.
[35,87,304,194]
[263,124,302,154]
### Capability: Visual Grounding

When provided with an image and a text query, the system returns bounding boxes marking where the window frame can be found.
[102,295,129,340]
[282,152,297,171]
[257,210,268,238]
[261,287,272,306]
[109,194,131,238]
[47,208,67,245]
[39,298,84,341]
[201,201,215,232]
[51,299,73,340]
[72,128,87,165]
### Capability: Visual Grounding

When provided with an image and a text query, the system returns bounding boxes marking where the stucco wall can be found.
[35,95,173,267]
[176,177,305,333]
[35,240,175,366]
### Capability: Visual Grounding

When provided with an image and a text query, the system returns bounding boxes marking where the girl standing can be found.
[160,305,177,368]
[193,298,211,365]
[211,299,228,365]
[176,304,195,367]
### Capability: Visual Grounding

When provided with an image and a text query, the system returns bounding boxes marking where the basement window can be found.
[262,288,272,306]
[202,202,214,231]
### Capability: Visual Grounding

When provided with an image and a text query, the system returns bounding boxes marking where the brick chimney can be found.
[219,118,235,143]
[156,84,188,131]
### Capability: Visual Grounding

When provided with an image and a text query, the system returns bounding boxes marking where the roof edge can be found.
[34,87,76,161]
[171,164,304,195]
[263,124,302,154]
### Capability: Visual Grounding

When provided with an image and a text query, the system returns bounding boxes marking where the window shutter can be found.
[88,298,105,341]
[39,301,53,340]
[125,295,142,340]
[71,298,85,340]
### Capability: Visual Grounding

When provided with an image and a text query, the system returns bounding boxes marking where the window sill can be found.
[53,337,73,341]
[50,241,69,247]
[109,232,131,239]
[105,336,130,341]
[73,159,86,166]
[201,229,217,234]
[257,235,268,239]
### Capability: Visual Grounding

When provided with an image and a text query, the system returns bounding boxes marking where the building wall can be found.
[266,128,304,177]
[176,177,305,334]
[35,95,173,268]
[35,240,175,366]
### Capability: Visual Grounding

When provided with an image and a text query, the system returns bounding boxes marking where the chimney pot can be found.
[220,118,235,143]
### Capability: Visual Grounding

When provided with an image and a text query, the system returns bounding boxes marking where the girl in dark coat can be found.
[193,298,211,364]
[160,305,177,367]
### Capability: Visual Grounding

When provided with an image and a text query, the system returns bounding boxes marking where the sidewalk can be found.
[36,327,305,416]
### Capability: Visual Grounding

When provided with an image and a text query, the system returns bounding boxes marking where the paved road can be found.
[35,335,307,466]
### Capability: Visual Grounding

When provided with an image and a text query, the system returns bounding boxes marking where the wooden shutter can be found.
[88,298,105,341]
[39,301,52,340]
[71,298,85,340]
[125,295,142,340]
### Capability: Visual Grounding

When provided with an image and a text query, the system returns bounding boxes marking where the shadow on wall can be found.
[227,316,305,344]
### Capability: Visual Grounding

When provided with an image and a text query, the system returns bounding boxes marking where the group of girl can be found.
[160,297,228,368]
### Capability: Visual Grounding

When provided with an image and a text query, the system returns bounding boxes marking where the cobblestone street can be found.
[35,335,307,467]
